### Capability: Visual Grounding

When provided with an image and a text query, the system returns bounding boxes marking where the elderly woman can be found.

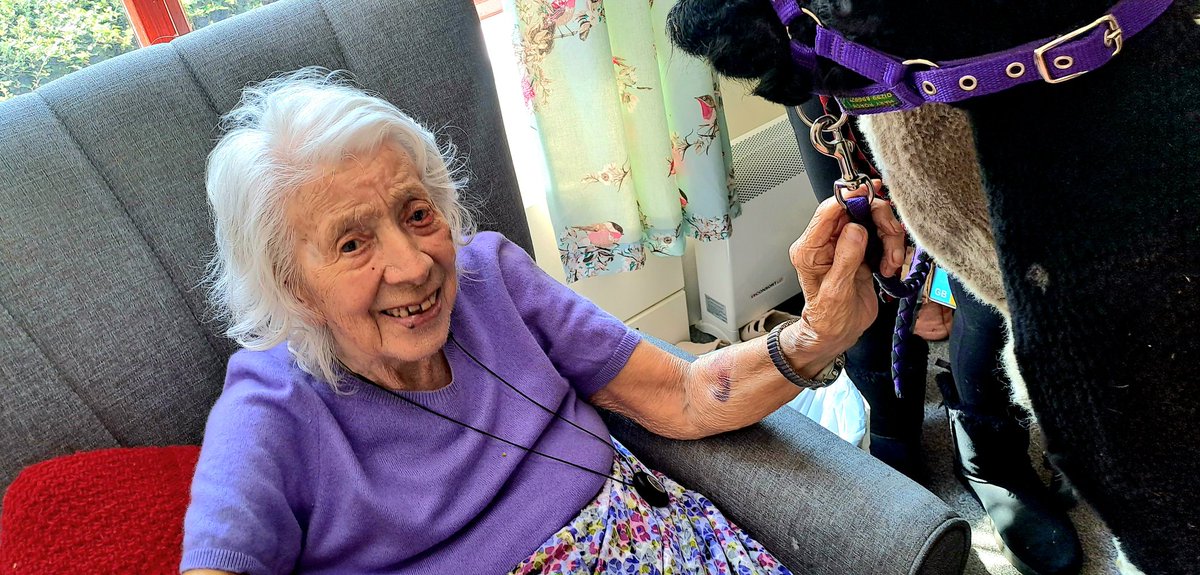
[181,68,905,575]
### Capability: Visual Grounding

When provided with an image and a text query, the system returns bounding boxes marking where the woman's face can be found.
[287,143,457,375]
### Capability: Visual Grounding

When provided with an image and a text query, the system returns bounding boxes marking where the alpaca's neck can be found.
[961,3,1199,228]
[845,0,1124,61]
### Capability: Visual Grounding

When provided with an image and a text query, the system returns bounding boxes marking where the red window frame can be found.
[123,0,501,48]
[123,0,192,46]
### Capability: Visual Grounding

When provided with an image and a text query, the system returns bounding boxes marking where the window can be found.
[1,1,137,100]
[181,0,272,31]
[0,0,270,102]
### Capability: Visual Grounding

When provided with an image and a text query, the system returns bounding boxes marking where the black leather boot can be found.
[947,407,1083,575]
[844,292,929,483]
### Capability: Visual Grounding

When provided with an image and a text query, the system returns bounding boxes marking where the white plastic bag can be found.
[786,371,871,450]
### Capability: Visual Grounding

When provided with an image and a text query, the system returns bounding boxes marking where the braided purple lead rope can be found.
[843,196,934,398]
[890,247,933,398]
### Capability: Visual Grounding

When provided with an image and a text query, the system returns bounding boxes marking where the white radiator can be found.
[694,115,819,342]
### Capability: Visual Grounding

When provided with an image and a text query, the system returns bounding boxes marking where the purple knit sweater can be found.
[181,232,642,574]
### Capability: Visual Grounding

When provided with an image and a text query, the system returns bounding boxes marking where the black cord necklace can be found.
[340,332,669,508]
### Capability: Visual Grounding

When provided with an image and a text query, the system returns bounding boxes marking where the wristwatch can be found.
[766,318,846,389]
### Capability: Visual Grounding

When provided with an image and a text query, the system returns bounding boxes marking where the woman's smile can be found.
[378,287,443,329]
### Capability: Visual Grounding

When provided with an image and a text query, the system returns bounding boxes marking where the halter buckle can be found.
[1033,14,1123,84]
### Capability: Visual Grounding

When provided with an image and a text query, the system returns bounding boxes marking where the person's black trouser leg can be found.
[788,102,928,480]
[944,276,1082,575]
[946,276,1019,412]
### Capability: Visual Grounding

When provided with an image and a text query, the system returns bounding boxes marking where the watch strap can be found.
[766,318,845,389]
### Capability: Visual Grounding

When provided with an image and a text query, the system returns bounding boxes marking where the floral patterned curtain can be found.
[511,0,739,282]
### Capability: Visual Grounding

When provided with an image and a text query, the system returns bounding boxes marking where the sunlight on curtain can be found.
[510,0,739,282]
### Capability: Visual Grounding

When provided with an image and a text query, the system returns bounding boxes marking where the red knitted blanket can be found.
[0,446,200,575]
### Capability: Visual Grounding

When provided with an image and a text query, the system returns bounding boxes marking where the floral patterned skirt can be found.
[509,440,794,575]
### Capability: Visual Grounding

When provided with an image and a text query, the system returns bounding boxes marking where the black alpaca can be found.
[668,1,1200,573]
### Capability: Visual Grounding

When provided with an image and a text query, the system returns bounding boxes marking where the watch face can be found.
[831,352,846,376]
[814,353,847,387]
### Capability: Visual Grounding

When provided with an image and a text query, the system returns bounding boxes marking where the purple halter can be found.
[771,0,1176,114]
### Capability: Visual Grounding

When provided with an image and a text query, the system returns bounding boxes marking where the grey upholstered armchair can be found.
[0,0,967,572]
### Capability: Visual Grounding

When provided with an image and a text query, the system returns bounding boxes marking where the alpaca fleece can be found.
[668,1,1200,572]
[856,106,1006,312]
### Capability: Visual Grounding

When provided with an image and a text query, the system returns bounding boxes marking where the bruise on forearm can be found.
[712,353,733,403]
[682,338,804,437]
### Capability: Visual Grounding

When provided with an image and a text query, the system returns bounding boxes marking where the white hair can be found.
[204,67,474,385]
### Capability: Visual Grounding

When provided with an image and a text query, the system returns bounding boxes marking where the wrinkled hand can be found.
[788,181,906,359]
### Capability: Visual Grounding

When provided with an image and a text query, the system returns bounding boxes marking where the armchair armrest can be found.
[608,335,969,575]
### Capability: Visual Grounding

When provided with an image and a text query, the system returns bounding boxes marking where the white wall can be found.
[719,77,786,141]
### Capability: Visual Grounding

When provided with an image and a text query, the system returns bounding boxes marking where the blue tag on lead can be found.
[927,265,957,309]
